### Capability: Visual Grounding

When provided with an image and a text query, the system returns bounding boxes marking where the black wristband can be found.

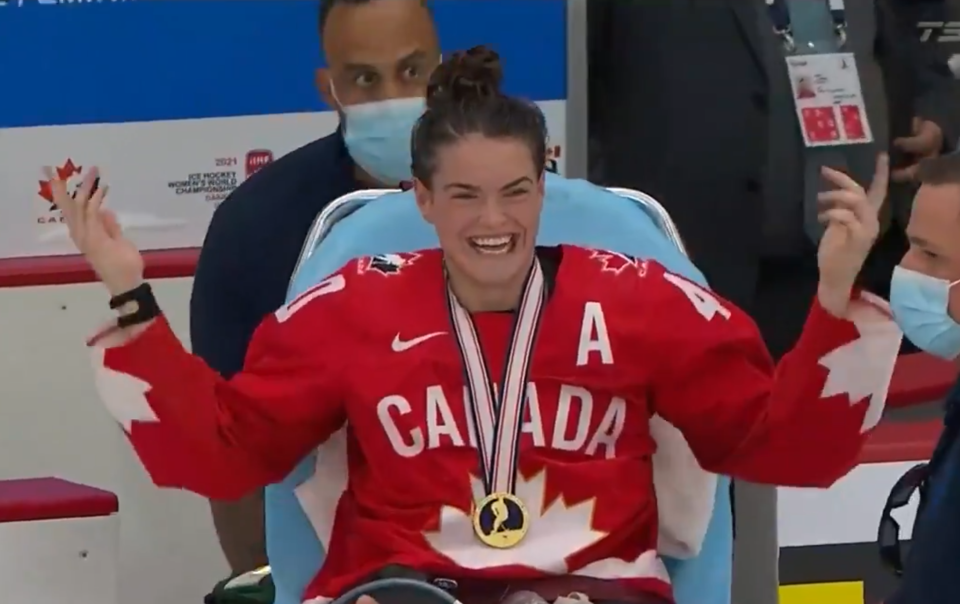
[109,283,162,328]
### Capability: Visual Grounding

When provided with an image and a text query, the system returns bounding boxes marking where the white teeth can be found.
[471,236,511,246]
[469,235,514,255]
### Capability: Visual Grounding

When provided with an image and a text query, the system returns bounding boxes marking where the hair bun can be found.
[426,45,503,109]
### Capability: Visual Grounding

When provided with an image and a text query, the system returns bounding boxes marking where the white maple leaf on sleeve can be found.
[817,293,902,433]
[294,429,349,550]
[90,346,159,432]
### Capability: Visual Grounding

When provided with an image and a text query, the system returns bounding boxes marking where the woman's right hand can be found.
[46,165,145,296]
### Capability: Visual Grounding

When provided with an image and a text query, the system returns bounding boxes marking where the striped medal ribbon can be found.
[446,258,546,549]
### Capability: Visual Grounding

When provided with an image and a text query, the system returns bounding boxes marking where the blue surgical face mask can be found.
[890,266,960,360]
[332,84,425,186]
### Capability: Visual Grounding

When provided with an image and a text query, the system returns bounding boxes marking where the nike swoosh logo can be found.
[392,332,446,352]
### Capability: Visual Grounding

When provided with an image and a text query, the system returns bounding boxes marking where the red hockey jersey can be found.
[89,245,902,603]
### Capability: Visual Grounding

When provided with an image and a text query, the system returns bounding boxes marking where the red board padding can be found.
[888,352,957,408]
[0,249,955,408]
[0,477,119,523]
[860,419,943,464]
[0,248,199,289]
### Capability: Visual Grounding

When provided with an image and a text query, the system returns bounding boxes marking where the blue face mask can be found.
[334,89,425,186]
[890,266,960,360]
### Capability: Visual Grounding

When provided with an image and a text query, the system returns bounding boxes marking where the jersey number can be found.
[662,273,731,322]
[275,274,346,323]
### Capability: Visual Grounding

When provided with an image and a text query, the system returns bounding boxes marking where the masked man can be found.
[189,0,439,574]
[883,154,960,604]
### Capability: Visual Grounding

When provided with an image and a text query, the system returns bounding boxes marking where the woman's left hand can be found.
[815,153,889,317]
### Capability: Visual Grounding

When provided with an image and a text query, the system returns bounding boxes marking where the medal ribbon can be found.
[447,259,546,496]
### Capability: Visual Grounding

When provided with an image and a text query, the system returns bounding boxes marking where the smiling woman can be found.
[411,45,549,313]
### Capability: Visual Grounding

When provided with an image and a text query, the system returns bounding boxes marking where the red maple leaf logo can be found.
[38,159,83,209]
[590,249,642,275]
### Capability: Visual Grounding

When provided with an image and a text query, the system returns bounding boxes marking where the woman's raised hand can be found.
[45,166,144,296]
[815,154,889,316]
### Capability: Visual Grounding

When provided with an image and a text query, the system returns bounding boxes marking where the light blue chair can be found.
[271,173,732,604]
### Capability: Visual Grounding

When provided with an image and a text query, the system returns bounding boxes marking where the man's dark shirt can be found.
[190,130,361,378]
[888,375,960,604]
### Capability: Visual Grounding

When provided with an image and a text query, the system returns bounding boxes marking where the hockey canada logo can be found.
[590,250,643,275]
[38,159,82,209]
[36,159,87,224]
[358,252,420,276]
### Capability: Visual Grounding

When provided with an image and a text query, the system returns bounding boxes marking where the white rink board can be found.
[777,460,923,548]
[0,515,119,604]
[0,101,566,259]
[0,277,227,604]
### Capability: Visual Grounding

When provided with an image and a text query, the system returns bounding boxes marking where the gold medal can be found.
[472,492,529,548]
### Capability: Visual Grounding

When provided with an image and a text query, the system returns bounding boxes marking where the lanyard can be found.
[766,0,847,52]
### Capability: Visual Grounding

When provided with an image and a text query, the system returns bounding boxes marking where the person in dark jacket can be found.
[885,154,960,604]
[885,382,960,604]
[190,0,439,575]
[587,2,960,603]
